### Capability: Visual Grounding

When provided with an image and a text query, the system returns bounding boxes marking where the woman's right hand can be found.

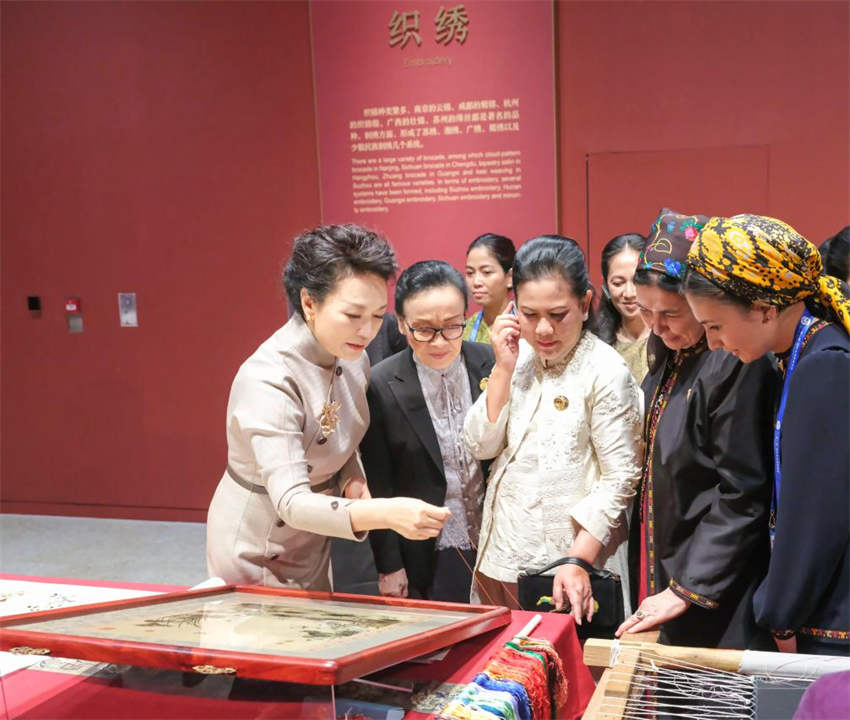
[490,302,520,373]
[553,564,594,624]
[378,568,409,598]
[387,498,450,540]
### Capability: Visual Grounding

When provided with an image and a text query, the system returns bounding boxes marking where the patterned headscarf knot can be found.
[687,214,850,334]
[639,208,710,281]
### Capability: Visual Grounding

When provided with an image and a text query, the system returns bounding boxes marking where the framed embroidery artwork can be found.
[0,586,510,684]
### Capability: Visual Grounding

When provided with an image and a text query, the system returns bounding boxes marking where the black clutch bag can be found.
[517,558,624,639]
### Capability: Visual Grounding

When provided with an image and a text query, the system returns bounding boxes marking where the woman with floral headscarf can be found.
[684,214,850,657]
[615,210,778,650]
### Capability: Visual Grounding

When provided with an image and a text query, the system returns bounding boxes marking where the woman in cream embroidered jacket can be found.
[463,235,642,617]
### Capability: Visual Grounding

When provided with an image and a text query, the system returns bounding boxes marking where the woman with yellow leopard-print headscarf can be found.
[684,214,850,657]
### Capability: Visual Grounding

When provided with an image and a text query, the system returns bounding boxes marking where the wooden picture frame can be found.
[0,585,510,685]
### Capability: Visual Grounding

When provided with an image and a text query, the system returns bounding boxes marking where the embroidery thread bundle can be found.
[439,635,568,720]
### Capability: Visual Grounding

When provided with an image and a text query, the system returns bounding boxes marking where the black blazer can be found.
[360,342,494,594]
[630,340,778,649]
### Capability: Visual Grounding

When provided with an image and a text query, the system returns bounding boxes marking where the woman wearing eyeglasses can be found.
[360,261,495,601]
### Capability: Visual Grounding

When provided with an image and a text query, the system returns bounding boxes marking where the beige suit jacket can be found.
[206,313,369,590]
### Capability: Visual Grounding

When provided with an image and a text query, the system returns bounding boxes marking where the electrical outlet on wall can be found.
[118,293,139,327]
[27,296,42,317]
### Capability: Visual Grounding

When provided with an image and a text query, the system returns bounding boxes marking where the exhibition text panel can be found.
[311,1,556,267]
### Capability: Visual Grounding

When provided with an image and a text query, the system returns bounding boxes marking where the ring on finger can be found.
[633,609,646,620]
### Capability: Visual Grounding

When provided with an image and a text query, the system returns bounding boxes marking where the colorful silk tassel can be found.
[439,636,568,719]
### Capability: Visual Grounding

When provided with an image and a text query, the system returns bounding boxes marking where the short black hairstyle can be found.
[394,260,468,316]
[512,234,596,331]
[821,226,850,282]
[283,224,397,319]
[466,233,516,273]
[597,233,646,345]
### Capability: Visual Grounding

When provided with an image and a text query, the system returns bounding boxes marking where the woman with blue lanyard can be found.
[683,214,850,656]
[463,233,516,344]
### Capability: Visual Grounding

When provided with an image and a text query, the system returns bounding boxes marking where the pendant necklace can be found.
[318,363,341,438]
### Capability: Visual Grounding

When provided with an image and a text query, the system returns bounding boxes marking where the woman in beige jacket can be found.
[464,235,642,625]
[206,225,449,589]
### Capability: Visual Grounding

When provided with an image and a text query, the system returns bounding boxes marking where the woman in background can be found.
[684,214,849,656]
[820,225,850,284]
[463,233,516,343]
[596,233,650,382]
[464,235,641,624]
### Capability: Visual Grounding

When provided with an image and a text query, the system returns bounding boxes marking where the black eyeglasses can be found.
[406,323,465,342]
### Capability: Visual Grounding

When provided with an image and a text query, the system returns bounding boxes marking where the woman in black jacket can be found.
[617,209,778,650]
[361,261,494,602]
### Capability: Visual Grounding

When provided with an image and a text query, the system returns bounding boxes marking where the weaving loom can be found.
[582,638,850,719]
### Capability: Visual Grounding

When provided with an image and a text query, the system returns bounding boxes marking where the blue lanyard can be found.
[470,310,484,341]
[772,308,815,534]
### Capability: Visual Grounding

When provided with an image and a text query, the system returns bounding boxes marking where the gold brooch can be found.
[554,395,568,411]
[319,400,341,438]
[479,377,489,391]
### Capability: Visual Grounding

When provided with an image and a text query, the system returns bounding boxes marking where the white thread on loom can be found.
[599,665,755,720]
[594,648,830,719]
[606,665,753,700]
[609,638,621,667]
[738,648,850,678]
[444,511,521,608]
[601,655,750,718]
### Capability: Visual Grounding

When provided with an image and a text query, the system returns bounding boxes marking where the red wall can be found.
[557,0,850,282]
[1,1,320,520]
[2,1,848,521]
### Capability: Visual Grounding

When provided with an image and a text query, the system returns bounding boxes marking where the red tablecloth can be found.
[0,575,594,719]
[390,610,593,720]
